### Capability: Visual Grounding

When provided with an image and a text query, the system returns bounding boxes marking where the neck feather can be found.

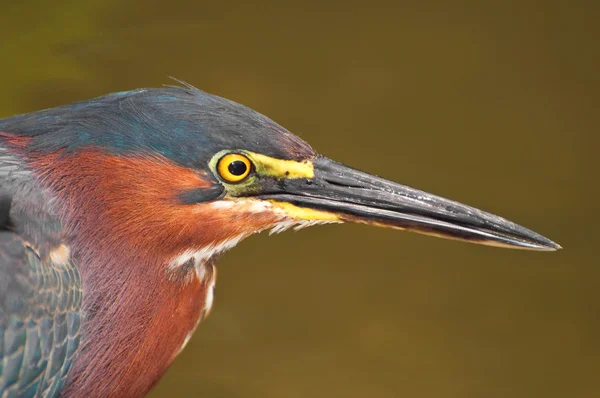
[16,148,274,396]
[3,144,285,395]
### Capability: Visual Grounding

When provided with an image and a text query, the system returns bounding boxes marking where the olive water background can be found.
[1,1,598,397]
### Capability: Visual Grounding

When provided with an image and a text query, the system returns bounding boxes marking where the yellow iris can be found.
[217,153,252,183]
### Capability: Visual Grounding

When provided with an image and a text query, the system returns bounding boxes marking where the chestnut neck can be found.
[9,146,281,396]
[21,149,216,396]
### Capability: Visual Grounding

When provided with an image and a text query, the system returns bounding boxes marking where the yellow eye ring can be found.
[217,153,252,183]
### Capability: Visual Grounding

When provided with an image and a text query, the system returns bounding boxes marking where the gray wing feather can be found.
[0,147,82,398]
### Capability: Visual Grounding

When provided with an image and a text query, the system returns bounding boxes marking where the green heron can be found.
[0,83,560,397]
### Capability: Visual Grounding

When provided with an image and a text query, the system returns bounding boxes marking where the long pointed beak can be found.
[257,156,561,251]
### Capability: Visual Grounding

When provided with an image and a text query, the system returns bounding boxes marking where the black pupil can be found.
[228,160,248,176]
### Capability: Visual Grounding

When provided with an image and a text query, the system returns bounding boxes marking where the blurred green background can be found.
[1,1,598,397]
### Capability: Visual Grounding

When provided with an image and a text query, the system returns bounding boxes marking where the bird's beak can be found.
[257,156,560,251]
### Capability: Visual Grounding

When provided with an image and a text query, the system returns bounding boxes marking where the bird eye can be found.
[217,153,252,183]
